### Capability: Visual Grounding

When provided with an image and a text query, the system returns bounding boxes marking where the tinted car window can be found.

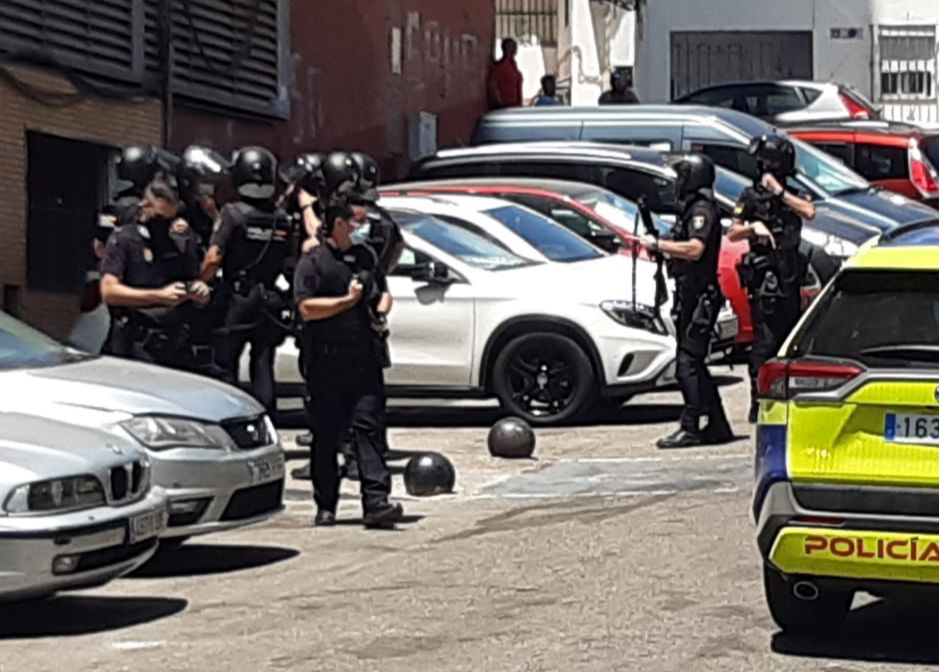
[855,144,908,180]
[484,205,603,262]
[800,87,823,104]
[789,270,939,369]
[505,194,604,237]
[497,161,594,182]
[395,214,536,271]
[415,161,499,180]
[742,85,804,116]
[684,86,738,107]
[598,167,679,213]
[812,142,853,166]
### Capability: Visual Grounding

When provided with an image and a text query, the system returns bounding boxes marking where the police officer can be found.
[106,146,179,229]
[347,152,405,276]
[640,154,733,448]
[728,135,816,423]
[176,145,229,252]
[201,146,293,413]
[294,197,403,529]
[100,180,213,368]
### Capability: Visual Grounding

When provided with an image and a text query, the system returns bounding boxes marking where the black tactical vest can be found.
[223,202,292,289]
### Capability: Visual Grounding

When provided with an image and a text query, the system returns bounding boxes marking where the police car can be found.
[755,220,939,633]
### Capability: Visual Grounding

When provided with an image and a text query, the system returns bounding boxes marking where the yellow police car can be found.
[754,220,939,634]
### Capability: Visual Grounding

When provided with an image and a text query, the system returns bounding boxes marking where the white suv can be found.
[270,213,678,425]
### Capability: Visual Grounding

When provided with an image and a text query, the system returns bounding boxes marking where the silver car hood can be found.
[0,356,263,422]
[0,412,146,486]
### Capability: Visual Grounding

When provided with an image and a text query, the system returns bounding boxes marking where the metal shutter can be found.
[0,0,143,81]
[144,0,289,119]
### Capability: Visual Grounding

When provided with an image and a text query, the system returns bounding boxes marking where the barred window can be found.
[496,0,558,47]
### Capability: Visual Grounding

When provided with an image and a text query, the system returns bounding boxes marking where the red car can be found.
[381,179,755,345]
[787,120,939,209]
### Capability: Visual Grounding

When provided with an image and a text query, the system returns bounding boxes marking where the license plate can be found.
[248,454,285,484]
[885,413,939,445]
[129,509,166,544]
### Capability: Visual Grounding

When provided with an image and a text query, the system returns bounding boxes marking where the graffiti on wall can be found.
[404,11,483,103]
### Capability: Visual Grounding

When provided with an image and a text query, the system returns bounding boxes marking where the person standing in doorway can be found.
[533,74,562,106]
[488,38,523,110]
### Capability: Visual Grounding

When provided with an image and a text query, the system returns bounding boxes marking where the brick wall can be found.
[0,65,162,339]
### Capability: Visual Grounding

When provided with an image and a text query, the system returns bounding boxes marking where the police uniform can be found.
[211,199,292,412]
[667,197,732,444]
[734,186,804,420]
[100,219,202,367]
[294,242,394,522]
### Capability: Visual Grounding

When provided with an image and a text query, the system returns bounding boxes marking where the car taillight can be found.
[757,360,863,400]
[839,93,871,119]
[909,140,939,197]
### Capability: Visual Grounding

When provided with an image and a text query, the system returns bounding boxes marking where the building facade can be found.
[636,0,939,124]
[0,0,494,338]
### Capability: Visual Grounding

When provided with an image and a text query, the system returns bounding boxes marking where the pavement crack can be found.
[431,494,676,544]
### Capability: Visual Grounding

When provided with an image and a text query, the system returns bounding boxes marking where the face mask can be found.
[350,224,370,245]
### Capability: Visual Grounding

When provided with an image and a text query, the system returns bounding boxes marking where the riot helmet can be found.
[231,146,278,200]
[177,145,229,202]
[283,152,327,199]
[115,145,179,196]
[748,134,796,179]
[349,151,380,204]
[323,152,361,204]
[670,154,715,201]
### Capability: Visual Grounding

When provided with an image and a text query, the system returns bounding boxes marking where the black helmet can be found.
[231,146,278,199]
[403,452,456,496]
[748,134,796,178]
[116,145,178,195]
[671,154,715,199]
[283,152,327,197]
[323,151,361,203]
[177,145,229,201]
[349,151,380,203]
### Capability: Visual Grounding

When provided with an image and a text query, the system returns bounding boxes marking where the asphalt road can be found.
[3,366,939,671]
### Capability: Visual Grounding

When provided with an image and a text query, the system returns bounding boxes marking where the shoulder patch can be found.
[693,215,706,230]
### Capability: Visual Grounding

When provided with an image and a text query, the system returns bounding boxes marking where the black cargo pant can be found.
[675,286,730,433]
[305,344,392,514]
[748,288,802,408]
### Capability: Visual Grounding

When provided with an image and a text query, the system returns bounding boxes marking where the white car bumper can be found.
[149,438,285,540]
[0,488,167,602]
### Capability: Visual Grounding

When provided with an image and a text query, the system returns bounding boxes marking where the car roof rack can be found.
[879,218,939,243]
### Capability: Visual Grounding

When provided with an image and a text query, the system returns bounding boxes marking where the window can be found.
[390,247,431,277]
[740,85,805,117]
[684,86,737,107]
[484,205,602,262]
[879,27,937,101]
[419,162,499,180]
[598,167,679,213]
[922,137,939,173]
[789,270,939,369]
[881,71,934,97]
[813,142,853,166]
[800,87,824,104]
[696,144,759,182]
[0,312,89,370]
[855,144,908,180]
[498,161,594,182]
[790,137,871,196]
[395,214,537,271]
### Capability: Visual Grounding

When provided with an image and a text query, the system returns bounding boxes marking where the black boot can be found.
[363,502,404,530]
[702,422,735,445]
[313,509,336,527]
[656,428,704,450]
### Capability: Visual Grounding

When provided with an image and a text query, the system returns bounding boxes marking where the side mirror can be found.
[589,231,623,253]
[411,261,451,284]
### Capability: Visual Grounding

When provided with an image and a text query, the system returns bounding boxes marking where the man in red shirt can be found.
[488,38,523,109]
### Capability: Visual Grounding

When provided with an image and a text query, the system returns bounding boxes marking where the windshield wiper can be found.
[859,344,939,362]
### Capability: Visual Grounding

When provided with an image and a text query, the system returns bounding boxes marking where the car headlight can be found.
[802,229,858,260]
[4,476,105,515]
[120,417,235,451]
[600,300,668,335]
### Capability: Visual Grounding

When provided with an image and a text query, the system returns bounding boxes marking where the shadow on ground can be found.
[128,544,299,579]
[0,595,187,639]
[772,599,939,665]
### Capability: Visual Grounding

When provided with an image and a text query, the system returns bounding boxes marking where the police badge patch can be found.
[143,248,154,263]
[693,215,706,230]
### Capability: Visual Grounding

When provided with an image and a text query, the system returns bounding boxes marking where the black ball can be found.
[403,452,456,497]
[488,417,536,459]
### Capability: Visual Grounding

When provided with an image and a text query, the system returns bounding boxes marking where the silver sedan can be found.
[0,413,168,602]
[0,312,285,543]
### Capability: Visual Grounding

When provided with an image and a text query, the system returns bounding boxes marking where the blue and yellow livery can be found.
[753,220,939,634]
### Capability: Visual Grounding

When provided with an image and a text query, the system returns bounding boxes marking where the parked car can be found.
[754,220,939,634]
[469,105,939,232]
[0,311,285,545]
[784,119,939,208]
[407,142,870,340]
[270,214,678,425]
[673,80,879,123]
[0,413,167,602]
[381,178,754,345]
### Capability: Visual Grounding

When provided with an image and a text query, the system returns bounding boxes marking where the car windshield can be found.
[714,168,750,204]
[922,137,939,173]
[484,205,604,262]
[0,312,91,370]
[791,136,870,197]
[789,270,939,369]
[397,214,537,271]
[576,190,671,237]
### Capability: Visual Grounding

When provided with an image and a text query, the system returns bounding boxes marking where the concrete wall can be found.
[172,1,494,179]
[0,66,162,338]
